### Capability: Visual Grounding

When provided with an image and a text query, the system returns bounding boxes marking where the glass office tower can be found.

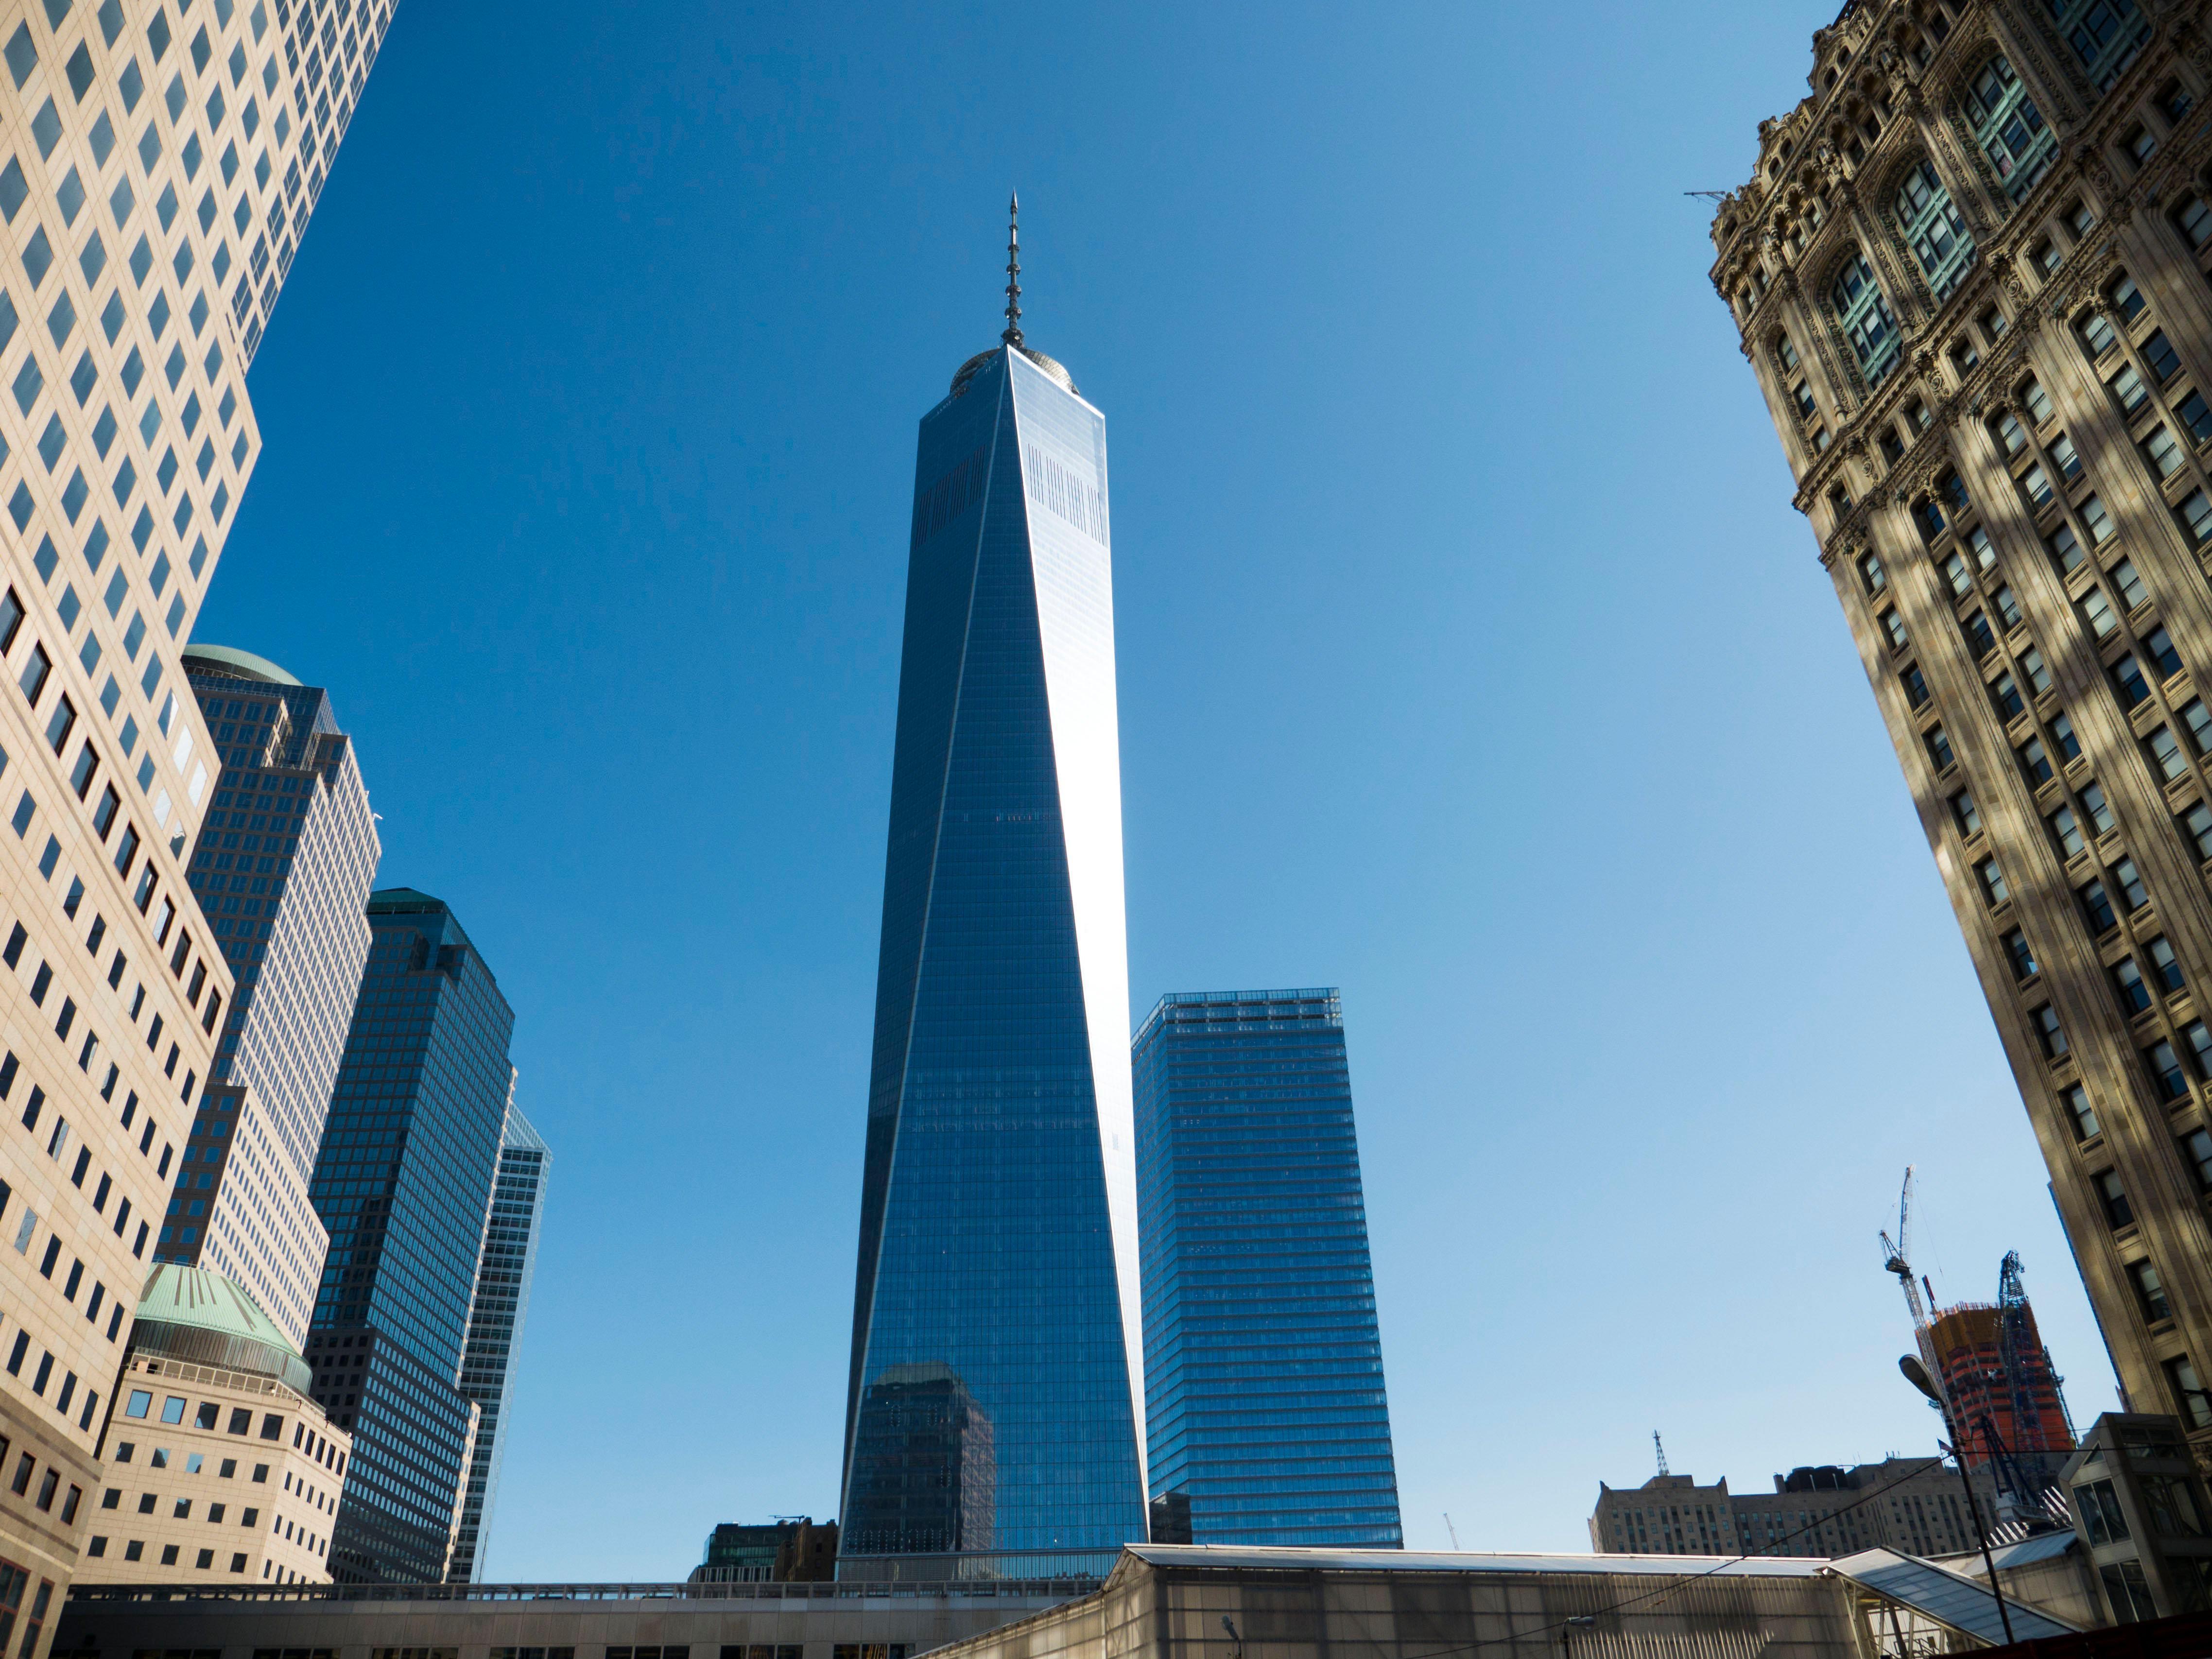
[163,643,379,1346]
[447,1096,548,1582]
[303,888,515,1583]
[842,241,1145,1568]
[1132,988,1401,1547]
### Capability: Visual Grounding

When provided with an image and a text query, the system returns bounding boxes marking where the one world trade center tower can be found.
[841,200,1146,1567]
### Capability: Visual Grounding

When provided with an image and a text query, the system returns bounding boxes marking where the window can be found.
[1792,380,1816,420]
[1953,789,1983,836]
[1902,664,1931,709]
[2050,522,2085,572]
[2084,588,2120,639]
[2084,310,2119,357]
[2115,653,2153,708]
[2083,780,2117,835]
[2050,431,2084,485]
[2112,273,2148,324]
[2083,877,2119,933]
[2023,461,2054,511]
[2002,928,2038,980]
[1965,610,1997,656]
[2145,329,2183,383]
[1943,551,1973,596]
[1832,250,1900,384]
[2113,559,2150,612]
[2051,803,2086,858]
[1898,160,1975,299]
[2183,488,2212,543]
[2110,359,2149,415]
[1993,671,2025,721]
[1880,425,1906,466]
[1926,726,1956,771]
[2098,1167,2135,1228]
[1881,608,1908,650]
[2080,1476,2133,1546]
[2022,645,2054,697]
[1993,584,2022,629]
[2149,725,2190,782]
[2148,935,2185,993]
[2033,1003,2069,1057]
[2024,378,2054,425]
[2181,389,2212,445]
[2052,710,2083,762]
[1997,410,2028,456]
[2114,955,2152,1014]
[1776,335,1800,374]
[1964,55,2055,200]
[2022,735,2056,787]
[2063,1082,2101,1139]
[2115,856,2150,912]
[2144,423,2184,478]
[1860,551,1887,593]
[2180,193,2212,250]
[2185,800,2212,859]
[2168,1355,2212,1430]
[2151,1037,2190,1100]
[2161,79,2194,122]
[1980,855,2011,906]
[2183,1124,2212,1188]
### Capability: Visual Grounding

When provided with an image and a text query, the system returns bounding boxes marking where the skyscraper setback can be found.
[305,888,516,1583]
[160,643,377,1346]
[1709,0,2212,1460]
[842,205,1146,1565]
[1132,989,1401,1547]
[0,0,394,1620]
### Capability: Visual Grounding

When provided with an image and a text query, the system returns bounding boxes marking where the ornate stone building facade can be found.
[1712,0,2212,1453]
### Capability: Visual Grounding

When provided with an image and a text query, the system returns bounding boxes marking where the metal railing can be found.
[66,1577,1107,1607]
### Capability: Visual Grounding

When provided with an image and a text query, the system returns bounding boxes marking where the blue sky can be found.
[202,0,2120,1575]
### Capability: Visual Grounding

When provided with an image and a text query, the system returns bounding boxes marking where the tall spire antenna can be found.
[1001,190,1024,347]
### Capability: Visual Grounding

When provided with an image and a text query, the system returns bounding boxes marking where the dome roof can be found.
[950,344,1079,399]
[131,1264,312,1393]
[181,644,302,687]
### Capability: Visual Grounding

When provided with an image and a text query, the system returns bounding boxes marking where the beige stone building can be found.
[1590,1459,1997,1560]
[0,0,392,1641]
[74,1264,346,1585]
[1711,0,2212,1458]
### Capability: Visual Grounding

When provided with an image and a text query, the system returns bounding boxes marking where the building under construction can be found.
[1925,1254,2077,1488]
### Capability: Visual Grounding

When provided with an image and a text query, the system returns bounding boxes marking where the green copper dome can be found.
[132,1265,312,1393]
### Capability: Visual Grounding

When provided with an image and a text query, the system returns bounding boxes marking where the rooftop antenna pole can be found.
[1443,1513,1461,1550]
[1001,190,1024,348]
[1654,1431,1669,1477]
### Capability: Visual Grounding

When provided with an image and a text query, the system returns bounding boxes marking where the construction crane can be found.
[1654,1431,1669,1476]
[1997,1251,2074,1451]
[1879,1167,1934,1333]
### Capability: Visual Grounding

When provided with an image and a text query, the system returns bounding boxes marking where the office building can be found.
[73,1263,348,1585]
[303,888,514,1583]
[447,1097,547,1583]
[0,0,395,1629]
[1129,988,1400,1547]
[841,202,1144,1567]
[1591,1458,1999,1560]
[692,1519,839,1584]
[2059,1411,2212,1623]
[1711,0,2212,1458]
[155,644,377,1347]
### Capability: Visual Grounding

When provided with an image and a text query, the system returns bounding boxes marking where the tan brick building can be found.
[1710,0,2212,1454]
[75,1263,346,1584]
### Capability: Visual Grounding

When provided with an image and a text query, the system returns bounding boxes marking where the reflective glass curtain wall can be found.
[448,1099,549,1582]
[1132,989,1402,1547]
[305,888,515,1583]
[842,344,1145,1562]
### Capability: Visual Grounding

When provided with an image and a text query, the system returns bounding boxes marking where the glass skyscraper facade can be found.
[448,1096,547,1582]
[842,288,1145,1566]
[1131,988,1401,1547]
[303,888,515,1583]
[162,643,378,1345]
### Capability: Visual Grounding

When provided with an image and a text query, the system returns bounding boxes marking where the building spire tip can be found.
[1001,190,1024,347]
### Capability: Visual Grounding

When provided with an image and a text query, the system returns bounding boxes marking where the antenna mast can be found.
[1001,190,1024,347]
[1654,1431,1669,1477]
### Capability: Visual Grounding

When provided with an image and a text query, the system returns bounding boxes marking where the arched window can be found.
[1897,160,1975,299]
[1832,250,1901,385]
[1963,55,2055,201]
[2047,0,2150,92]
